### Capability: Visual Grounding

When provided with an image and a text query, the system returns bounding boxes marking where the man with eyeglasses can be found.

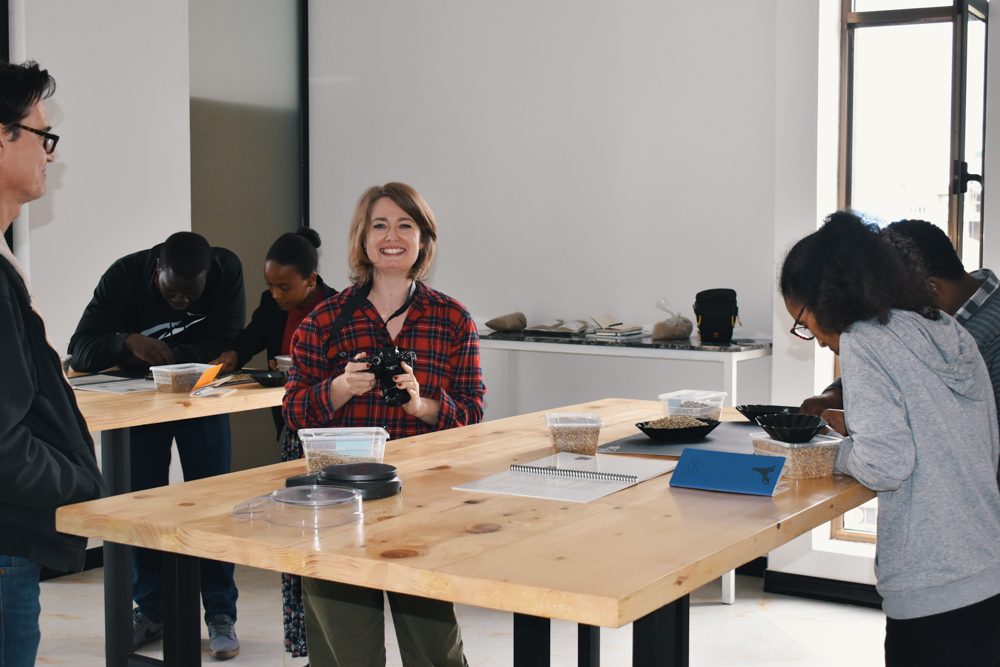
[68,230,246,659]
[0,61,106,667]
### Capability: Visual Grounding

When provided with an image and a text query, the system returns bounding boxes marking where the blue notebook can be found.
[669,449,785,496]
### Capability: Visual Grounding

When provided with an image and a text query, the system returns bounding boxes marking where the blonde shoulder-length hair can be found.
[347,182,438,286]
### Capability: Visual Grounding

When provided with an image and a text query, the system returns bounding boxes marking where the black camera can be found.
[368,346,417,407]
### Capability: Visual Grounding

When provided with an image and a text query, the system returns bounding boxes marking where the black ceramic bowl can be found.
[249,370,287,387]
[635,417,720,443]
[735,404,798,423]
[755,413,826,443]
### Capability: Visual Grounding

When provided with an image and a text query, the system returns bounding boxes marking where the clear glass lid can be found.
[270,485,361,506]
[233,485,363,528]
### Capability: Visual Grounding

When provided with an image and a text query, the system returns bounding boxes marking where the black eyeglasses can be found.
[790,304,815,341]
[12,123,59,154]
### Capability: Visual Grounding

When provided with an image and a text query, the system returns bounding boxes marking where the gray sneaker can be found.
[207,615,239,660]
[131,609,163,650]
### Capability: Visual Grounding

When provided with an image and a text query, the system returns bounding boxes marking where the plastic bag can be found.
[651,298,693,340]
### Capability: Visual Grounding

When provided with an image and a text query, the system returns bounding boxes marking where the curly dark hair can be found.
[779,211,939,333]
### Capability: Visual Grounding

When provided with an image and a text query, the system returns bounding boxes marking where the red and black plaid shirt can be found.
[282,282,485,439]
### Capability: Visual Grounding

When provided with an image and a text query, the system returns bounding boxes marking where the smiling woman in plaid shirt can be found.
[283,182,484,667]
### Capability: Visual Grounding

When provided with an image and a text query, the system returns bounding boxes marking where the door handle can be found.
[953,160,983,194]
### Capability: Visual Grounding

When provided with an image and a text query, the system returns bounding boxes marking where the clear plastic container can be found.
[751,432,841,480]
[274,355,293,373]
[150,363,213,393]
[232,485,363,528]
[544,412,602,455]
[299,427,389,472]
[658,390,727,420]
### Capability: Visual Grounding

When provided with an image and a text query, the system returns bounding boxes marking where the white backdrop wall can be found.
[308,0,779,340]
[770,0,839,405]
[12,0,192,353]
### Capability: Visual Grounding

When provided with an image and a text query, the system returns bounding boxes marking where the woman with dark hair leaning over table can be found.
[283,182,486,666]
[780,211,1000,666]
[211,227,336,658]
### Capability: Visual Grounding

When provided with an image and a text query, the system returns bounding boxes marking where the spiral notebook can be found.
[69,373,156,394]
[453,452,677,503]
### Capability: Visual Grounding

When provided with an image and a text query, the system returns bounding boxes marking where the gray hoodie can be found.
[837,310,1000,619]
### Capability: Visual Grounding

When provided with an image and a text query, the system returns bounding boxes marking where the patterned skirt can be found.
[279,427,308,657]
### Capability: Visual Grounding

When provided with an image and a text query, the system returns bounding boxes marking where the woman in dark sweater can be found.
[212,227,335,658]
[215,228,334,382]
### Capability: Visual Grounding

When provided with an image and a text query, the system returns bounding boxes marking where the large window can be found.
[841,0,988,268]
[835,0,988,544]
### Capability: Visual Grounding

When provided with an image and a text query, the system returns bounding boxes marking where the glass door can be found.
[955,6,987,266]
[841,0,988,269]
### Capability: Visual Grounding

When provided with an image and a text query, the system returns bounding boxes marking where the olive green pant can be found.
[302,578,469,667]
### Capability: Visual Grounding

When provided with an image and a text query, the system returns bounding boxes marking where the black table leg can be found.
[101,429,134,667]
[514,613,550,667]
[632,595,689,667]
[161,553,201,666]
[578,624,600,667]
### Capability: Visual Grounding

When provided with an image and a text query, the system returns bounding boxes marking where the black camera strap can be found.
[382,281,418,326]
[331,280,417,343]
[329,282,373,338]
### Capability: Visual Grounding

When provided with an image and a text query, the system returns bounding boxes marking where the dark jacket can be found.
[0,255,107,572]
[230,276,337,367]
[68,243,245,372]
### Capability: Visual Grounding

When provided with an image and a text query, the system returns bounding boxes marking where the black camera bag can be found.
[693,289,739,344]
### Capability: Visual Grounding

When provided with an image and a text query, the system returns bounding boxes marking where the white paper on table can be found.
[453,453,677,503]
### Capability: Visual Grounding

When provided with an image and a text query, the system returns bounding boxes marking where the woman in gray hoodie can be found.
[780,211,1000,666]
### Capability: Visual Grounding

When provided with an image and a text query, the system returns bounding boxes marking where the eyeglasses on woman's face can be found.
[12,123,59,154]
[790,304,815,341]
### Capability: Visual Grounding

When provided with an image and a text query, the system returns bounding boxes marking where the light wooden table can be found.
[74,383,285,667]
[59,398,872,667]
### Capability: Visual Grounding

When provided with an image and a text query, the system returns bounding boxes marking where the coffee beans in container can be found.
[658,390,727,421]
[298,427,389,473]
[544,412,602,456]
[751,433,839,480]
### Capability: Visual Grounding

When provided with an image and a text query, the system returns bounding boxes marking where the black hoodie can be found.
[68,243,245,372]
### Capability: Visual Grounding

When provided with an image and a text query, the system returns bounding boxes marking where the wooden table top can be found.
[57,398,873,627]
[74,383,285,432]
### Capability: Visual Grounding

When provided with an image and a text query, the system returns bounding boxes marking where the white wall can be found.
[770,0,839,405]
[10,0,191,547]
[308,1,779,343]
[11,0,192,353]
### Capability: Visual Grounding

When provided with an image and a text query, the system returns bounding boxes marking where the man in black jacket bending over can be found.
[0,61,106,666]
[69,231,245,660]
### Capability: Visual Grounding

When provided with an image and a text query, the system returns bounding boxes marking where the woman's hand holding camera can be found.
[335,352,376,397]
[331,354,440,424]
[395,361,424,417]
[395,361,440,425]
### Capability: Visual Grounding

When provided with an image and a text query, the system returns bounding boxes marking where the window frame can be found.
[839,0,988,260]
